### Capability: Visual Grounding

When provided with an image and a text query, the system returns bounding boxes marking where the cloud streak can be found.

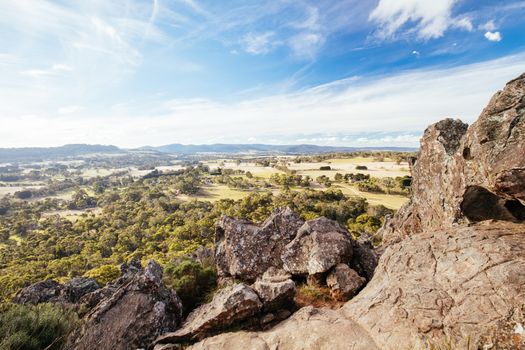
[2,53,525,148]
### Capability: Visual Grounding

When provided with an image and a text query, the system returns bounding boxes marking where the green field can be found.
[178,184,254,202]
[335,183,408,209]
[198,157,410,209]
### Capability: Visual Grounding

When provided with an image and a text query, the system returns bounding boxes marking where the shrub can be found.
[357,182,384,193]
[295,285,335,308]
[355,165,368,170]
[164,259,217,314]
[0,303,78,350]
[84,264,120,285]
[319,166,331,171]
[14,190,32,200]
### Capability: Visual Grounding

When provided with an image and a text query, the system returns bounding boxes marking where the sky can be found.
[1,0,525,148]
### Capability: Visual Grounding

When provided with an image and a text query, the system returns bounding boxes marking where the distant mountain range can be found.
[0,144,121,163]
[141,143,416,154]
[0,143,417,163]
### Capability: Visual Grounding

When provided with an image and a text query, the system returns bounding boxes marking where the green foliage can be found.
[316,175,332,187]
[357,180,384,193]
[84,264,120,285]
[269,173,311,188]
[0,303,78,350]
[165,259,217,313]
[0,164,392,303]
[68,189,96,210]
[347,214,382,237]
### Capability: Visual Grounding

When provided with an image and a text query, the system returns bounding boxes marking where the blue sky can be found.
[1,0,525,148]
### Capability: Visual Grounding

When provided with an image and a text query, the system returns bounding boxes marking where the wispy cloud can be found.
[2,53,524,147]
[480,20,497,31]
[242,32,279,55]
[289,33,325,59]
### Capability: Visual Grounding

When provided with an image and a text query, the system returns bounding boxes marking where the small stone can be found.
[260,313,275,324]
[326,264,366,301]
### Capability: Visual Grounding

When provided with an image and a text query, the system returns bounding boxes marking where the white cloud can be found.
[484,31,502,42]
[369,0,464,39]
[412,50,420,57]
[289,33,325,58]
[290,6,320,30]
[2,53,525,148]
[242,32,278,55]
[454,17,473,31]
[480,20,497,31]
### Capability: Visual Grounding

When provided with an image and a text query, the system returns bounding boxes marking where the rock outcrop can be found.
[281,217,353,276]
[13,280,65,305]
[63,277,101,303]
[66,260,183,350]
[252,267,296,312]
[13,277,99,305]
[381,74,525,245]
[215,208,304,282]
[183,73,525,349]
[186,306,381,350]
[342,221,525,348]
[350,238,378,281]
[155,283,262,344]
[326,263,366,301]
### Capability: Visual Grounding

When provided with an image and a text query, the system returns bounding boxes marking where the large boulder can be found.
[281,217,353,276]
[66,260,183,350]
[155,283,263,344]
[252,267,296,312]
[186,307,381,350]
[63,277,100,303]
[13,280,64,305]
[326,264,366,301]
[13,277,100,305]
[343,221,525,348]
[350,238,379,281]
[381,73,525,245]
[215,208,304,282]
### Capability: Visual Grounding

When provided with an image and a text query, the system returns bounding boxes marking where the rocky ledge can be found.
[179,73,525,349]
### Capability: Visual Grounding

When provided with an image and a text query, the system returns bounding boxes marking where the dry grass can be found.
[335,183,408,209]
[178,184,253,202]
[295,284,343,309]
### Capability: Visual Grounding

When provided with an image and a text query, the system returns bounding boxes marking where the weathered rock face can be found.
[63,277,100,303]
[344,221,525,348]
[252,267,296,312]
[13,280,64,305]
[350,238,379,281]
[185,222,525,349]
[187,306,381,350]
[66,260,183,350]
[281,217,353,276]
[155,283,262,344]
[326,264,366,301]
[215,208,304,282]
[13,277,99,305]
[381,74,525,245]
[185,73,525,349]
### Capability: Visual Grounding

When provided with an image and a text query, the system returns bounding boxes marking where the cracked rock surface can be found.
[183,73,525,350]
